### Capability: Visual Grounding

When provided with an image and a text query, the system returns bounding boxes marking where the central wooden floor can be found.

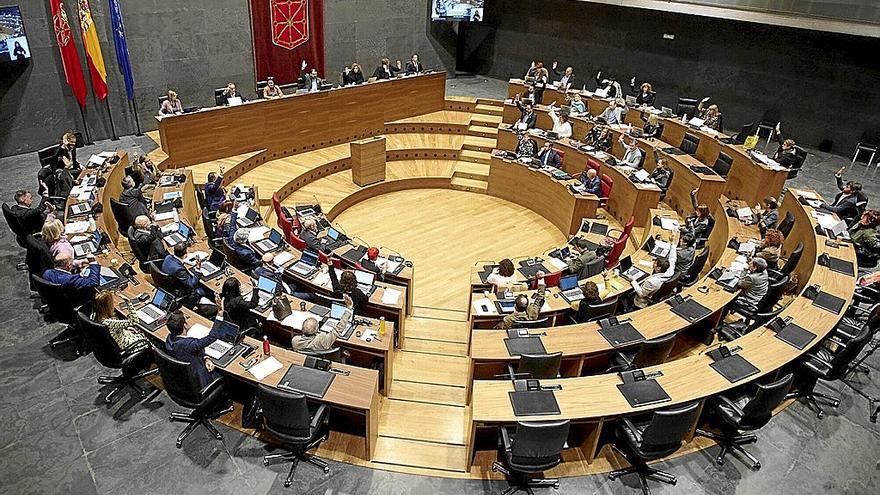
[333,188,568,312]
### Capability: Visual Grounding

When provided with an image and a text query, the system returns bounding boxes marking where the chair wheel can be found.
[284,481,291,487]
[716,457,724,465]
[263,459,269,466]
[104,397,112,404]
[817,411,824,419]
[168,416,174,422]
[754,462,761,470]
[175,440,182,448]
[323,466,330,473]
[832,400,840,407]
[553,481,559,489]
[214,433,223,440]
[608,474,617,480]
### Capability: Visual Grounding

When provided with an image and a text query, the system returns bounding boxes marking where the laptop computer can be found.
[236,207,260,227]
[252,276,279,311]
[322,227,349,250]
[619,257,648,282]
[558,274,584,302]
[98,266,126,290]
[195,250,226,280]
[341,246,367,264]
[354,269,376,297]
[320,303,354,337]
[254,228,284,254]
[495,299,517,314]
[69,202,91,216]
[660,106,674,117]
[625,95,637,106]
[72,237,99,259]
[550,246,572,260]
[290,250,320,276]
[163,222,192,247]
[644,236,671,258]
[136,289,174,327]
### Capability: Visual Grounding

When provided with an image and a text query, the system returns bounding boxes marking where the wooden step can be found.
[411,307,469,321]
[467,125,499,139]
[459,150,492,165]
[476,98,505,108]
[389,380,468,406]
[470,114,502,126]
[453,161,490,181]
[404,337,469,356]
[371,436,469,472]
[462,135,497,153]
[405,316,470,343]
[450,176,488,193]
[393,351,470,387]
[379,399,469,445]
[474,103,503,116]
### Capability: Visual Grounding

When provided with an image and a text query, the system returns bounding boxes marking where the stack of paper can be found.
[187,323,212,339]
[248,357,283,380]
[277,311,313,329]
[154,210,178,222]
[273,251,295,267]
[547,257,568,271]
[88,155,105,166]
[247,226,270,242]
[66,220,91,234]
[660,218,680,231]
[381,288,401,305]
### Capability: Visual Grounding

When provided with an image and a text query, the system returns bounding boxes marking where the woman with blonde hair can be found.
[42,218,73,258]
[160,90,183,115]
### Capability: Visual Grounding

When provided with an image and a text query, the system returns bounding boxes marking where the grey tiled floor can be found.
[0,78,877,494]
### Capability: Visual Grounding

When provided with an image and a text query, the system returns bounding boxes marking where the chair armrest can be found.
[310,404,328,430]
[199,377,224,399]
[621,417,643,444]
[715,394,745,417]
[499,425,513,453]
[606,228,623,239]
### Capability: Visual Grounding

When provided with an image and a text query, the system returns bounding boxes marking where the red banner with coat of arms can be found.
[249,0,324,86]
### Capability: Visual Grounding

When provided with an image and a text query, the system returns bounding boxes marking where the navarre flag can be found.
[108,0,134,100]
[50,0,88,108]
[75,0,108,100]
[249,0,325,86]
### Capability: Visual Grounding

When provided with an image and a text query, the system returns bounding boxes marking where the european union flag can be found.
[108,0,134,100]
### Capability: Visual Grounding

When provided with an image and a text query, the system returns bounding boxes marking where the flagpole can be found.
[130,97,143,136]
[104,99,119,140]
[78,105,93,145]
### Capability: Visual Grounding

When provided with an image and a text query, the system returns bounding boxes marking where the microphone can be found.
[379,246,401,258]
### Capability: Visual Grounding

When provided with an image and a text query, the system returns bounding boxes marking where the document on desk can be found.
[154,210,178,222]
[736,207,754,221]
[247,226,270,242]
[381,288,401,305]
[249,357,283,380]
[638,259,654,268]
[273,251,295,267]
[99,151,116,158]
[472,297,496,315]
[66,220,91,234]
[798,190,818,200]
[278,311,313,330]
[88,154,105,166]
[187,323,212,339]
[359,329,378,342]
[659,218,680,231]
[547,257,568,271]
[377,257,401,274]
[311,272,331,288]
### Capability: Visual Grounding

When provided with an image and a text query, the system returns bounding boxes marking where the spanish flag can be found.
[74,0,108,100]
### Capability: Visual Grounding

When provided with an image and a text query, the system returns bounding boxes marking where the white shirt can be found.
[486,269,523,290]
[622,145,643,168]
[549,111,573,138]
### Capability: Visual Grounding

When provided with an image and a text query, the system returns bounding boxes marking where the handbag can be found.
[272,295,292,321]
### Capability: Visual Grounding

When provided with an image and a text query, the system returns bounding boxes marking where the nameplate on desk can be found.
[616,379,671,408]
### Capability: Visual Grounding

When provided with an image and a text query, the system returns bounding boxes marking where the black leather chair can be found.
[695,215,716,250]
[676,97,698,117]
[731,274,789,325]
[258,384,331,487]
[127,225,151,271]
[696,373,794,469]
[201,207,223,248]
[770,241,802,281]
[492,420,570,495]
[718,307,784,342]
[153,344,233,447]
[311,292,347,308]
[109,197,133,239]
[300,346,345,364]
[214,87,228,106]
[776,211,795,238]
[679,133,701,156]
[679,248,710,288]
[571,296,618,323]
[32,274,87,354]
[608,332,676,372]
[506,351,563,380]
[712,152,733,177]
[512,317,550,329]
[76,312,157,404]
[37,144,61,168]
[651,272,683,303]
[582,255,605,279]
[2,202,28,247]
[787,146,807,179]
[789,324,872,418]
[608,402,700,495]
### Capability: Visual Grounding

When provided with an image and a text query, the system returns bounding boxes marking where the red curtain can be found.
[249,0,325,86]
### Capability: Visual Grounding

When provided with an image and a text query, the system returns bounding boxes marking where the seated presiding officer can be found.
[262,77,284,98]
[373,57,399,80]
[160,90,183,115]
[537,142,562,169]
[580,168,602,195]
[42,252,100,307]
[204,170,226,212]
[164,310,222,387]
[732,257,769,313]
[343,63,366,86]
[292,295,354,352]
[405,54,424,75]
[220,82,245,105]
[495,272,547,330]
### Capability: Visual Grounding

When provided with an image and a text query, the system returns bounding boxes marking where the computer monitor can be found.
[328,227,340,240]
[152,289,173,310]
[300,250,319,266]
[354,269,375,286]
[559,275,579,291]
[619,256,633,272]
[178,223,192,238]
[208,250,226,268]
[267,228,283,245]
[211,319,240,342]
[329,303,347,319]
[257,276,278,294]
[244,208,259,221]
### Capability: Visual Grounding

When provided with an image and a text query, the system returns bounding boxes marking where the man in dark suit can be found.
[220,82,245,105]
[10,190,54,239]
[405,54,424,75]
[551,62,576,90]
[120,176,151,219]
[53,132,81,176]
[300,62,323,92]
[772,124,798,169]
[164,310,222,387]
[580,169,602,195]
[513,93,537,130]
[229,227,262,273]
[42,252,100,306]
[821,167,865,224]
[204,171,225,211]
[537,142,562,169]
[129,215,168,263]
[299,217,325,252]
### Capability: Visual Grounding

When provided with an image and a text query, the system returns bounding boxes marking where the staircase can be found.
[449,101,503,194]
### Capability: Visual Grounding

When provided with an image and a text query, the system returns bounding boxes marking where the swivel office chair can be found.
[776,211,795,238]
[608,402,701,495]
[153,344,233,448]
[769,241,802,282]
[258,384,331,487]
[607,332,677,372]
[109,197,133,239]
[571,296,618,323]
[678,248,710,288]
[679,133,700,156]
[581,255,606,280]
[712,152,733,177]
[717,307,784,342]
[511,317,550,329]
[676,97,698,118]
[730,274,789,326]
[493,420,570,495]
[506,351,563,380]
[300,346,346,364]
[696,373,794,469]
[651,272,683,304]
[32,274,85,355]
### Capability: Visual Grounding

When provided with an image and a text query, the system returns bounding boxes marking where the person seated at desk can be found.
[42,252,100,307]
[598,100,624,125]
[595,72,621,98]
[820,167,865,225]
[572,280,602,322]
[524,60,543,80]
[164,310,222,387]
[299,217,324,252]
[771,123,797,168]
[254,253,313,301]
[753,196,779,236]
[548,106,573,139]
[551,62,576,91]
[697,98,722,130]
[405,54,424,75]
[229,227,262,273]
[755,228,783,269]
[486,259,523,290]
[630,79,656,107]
[568,93,587,116]
[495,272,546,330]
[292,297,353,352]
[650,159,672,193]
[42,218,73,259]
[120,175,151,219]
[641,114,663,139]
[537,142,562,169]
[584,125,612,152]
[580,168,602,195]
[673,233,696,277]
[328,264,367,313]
[131,215,168,262]
[360,247,388,279]
[567,238,612,280]
[10,189,55,238]
[53,154,77,199]
[92,292,148,354]
[631,257,672,309]
[373,57,399,80]
[204,170,226,212]
[299,61,324,92]
[160,90,183,115]
[618,134,643,168]
[162,243,218,318]
[343,63,365,86]
[513,93,537,130]
[515,131,538,158]
[532,67,549,105]
[732,258,769,313]
[214,201,234,239]
[852,210,880,267]
[220,277,260,333]
[220,82,245,105]
[127,154,158,191]
[686,189,713,240]
[53,132,81,175]
[262,77,284,98]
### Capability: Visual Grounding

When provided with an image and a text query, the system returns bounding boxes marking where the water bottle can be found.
[378,317,386,337]
[262,335,270,356]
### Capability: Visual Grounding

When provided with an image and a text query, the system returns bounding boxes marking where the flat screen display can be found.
[432,0,483,22]
[0,5,30,63]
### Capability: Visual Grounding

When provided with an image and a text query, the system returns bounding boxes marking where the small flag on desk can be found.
[74,0,108,100]
[49,0,88,107]
[108,0,135,101]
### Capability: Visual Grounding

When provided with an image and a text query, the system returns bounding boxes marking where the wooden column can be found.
[351,136,387,186]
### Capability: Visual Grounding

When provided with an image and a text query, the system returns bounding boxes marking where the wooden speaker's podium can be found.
[351,136,386,186]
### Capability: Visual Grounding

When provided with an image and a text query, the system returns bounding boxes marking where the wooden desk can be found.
[157,72,447,167]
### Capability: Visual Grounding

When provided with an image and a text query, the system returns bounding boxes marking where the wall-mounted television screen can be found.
[432,0,483,22]
[0,5,30,63]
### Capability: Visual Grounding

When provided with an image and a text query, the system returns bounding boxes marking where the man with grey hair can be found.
[119,174,150,218]
[227,226,261,273]
[734,257,769,312]
[129,214,167,262]
[299,217,324,252]
[291,297,353,352]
